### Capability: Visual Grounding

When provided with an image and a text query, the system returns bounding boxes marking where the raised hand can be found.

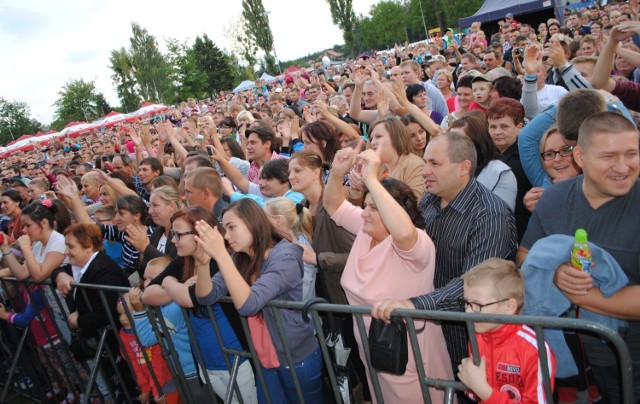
[124,224,150,252]
[523,44,543,75]
[194,220,227,261]
[331,147,358,177]
[127,126,143,146]
[55,176,80,200]
[355,149,382,185]
[129,287,144,311]
[220,177,234,197]
[390,78,410,107]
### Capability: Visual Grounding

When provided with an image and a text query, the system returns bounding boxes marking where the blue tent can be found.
[260,72,278,83]
[233,80,256,94]
[459,0,558,28]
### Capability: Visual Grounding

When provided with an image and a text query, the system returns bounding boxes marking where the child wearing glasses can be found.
[457,258,556,403]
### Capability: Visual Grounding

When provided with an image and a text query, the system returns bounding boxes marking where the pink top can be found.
[333,200,453,403]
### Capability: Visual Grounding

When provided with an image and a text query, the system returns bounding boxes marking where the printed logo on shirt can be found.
[497,362,521,373]
[499,384,522,401]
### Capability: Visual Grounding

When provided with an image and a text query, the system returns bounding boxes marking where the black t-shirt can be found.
[149,256,249,350]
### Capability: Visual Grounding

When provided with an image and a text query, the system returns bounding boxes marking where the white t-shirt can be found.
[33,231,68,314]
[32,231,67,265]
[537,84,568,111]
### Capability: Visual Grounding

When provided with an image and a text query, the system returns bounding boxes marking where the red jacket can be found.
[120,329,172,397]
[468,324,556,404]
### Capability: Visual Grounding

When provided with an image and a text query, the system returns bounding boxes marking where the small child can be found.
[469,75,493,112]
[457,258,556,403]
[0,284,87,400]
[132,256,210,402]
[94,206,125,269]
[118,293,175,404]
[264,197,316,300]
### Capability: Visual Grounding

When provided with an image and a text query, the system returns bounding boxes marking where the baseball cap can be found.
[471,73,492,83]
[487,67,513,81]
[274,88,283,93]
[506,13,514,19]
[11,177,30,187]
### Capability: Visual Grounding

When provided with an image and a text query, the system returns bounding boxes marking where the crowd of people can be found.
[0,1,639,403]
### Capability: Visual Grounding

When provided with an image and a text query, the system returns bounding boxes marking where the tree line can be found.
[0,0,484,143]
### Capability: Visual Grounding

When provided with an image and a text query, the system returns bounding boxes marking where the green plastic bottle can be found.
[570,229,592,274]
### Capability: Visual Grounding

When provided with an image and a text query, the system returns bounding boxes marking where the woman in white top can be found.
[0,199,71,340]
[0,199,67,282]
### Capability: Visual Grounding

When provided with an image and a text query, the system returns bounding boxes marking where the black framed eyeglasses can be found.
[540,145,574,161]
[171,230,196,241]
[459,298,509,313]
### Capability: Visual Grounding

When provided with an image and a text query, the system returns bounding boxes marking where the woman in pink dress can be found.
[323,147,453,403]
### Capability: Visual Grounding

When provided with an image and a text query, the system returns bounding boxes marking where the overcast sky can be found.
[0,0,379,125]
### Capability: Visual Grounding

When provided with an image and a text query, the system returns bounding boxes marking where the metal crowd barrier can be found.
[0,277,634,404]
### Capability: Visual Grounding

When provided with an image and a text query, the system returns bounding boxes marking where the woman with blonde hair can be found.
[129,185,184,276]
[354,116,425,200]
[98,182,119,208]
[236,110,256,127]
[264,197,316,300]
[434,68,455,111]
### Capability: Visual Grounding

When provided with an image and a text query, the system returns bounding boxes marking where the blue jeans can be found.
[257,346,323,404]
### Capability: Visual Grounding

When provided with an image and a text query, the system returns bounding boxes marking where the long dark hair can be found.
[222,199,282,285]
[220,137,246,160]
[116,195,149,224]
[22,200,58,230]
[1,190,23,209]
[301,121,340,163]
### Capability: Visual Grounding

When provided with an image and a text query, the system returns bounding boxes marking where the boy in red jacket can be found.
[118,292,176,404]
[458,258,556,403]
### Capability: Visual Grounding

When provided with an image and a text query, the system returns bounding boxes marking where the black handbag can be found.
[69,331,97,362]
[368,317,408,375]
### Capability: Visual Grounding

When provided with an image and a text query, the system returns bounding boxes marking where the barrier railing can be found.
[0,277,634,404]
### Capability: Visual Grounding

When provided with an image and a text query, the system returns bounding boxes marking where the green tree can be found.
[193,34,236,98]
[438,0,485,29]
[355,1,406,50]
[128,22,173,103]
[0,98,42,145]
[109,47,140,112]
[51,79,111,131]
[241,0,278,73]
[326,0,357,57]
[224,17,259,74]
[165,38,208,104]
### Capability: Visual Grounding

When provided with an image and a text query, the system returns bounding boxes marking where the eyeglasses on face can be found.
[540,145,574,161]
[171,229,196,241]
[459,298,509,313]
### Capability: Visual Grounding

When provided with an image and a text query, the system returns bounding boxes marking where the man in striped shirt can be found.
[372,132,517,374]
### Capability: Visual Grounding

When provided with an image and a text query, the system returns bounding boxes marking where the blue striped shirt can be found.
[100,224,154,274]
[411,179,517,364]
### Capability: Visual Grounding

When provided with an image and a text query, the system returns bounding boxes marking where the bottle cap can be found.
[575,228,588,243]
